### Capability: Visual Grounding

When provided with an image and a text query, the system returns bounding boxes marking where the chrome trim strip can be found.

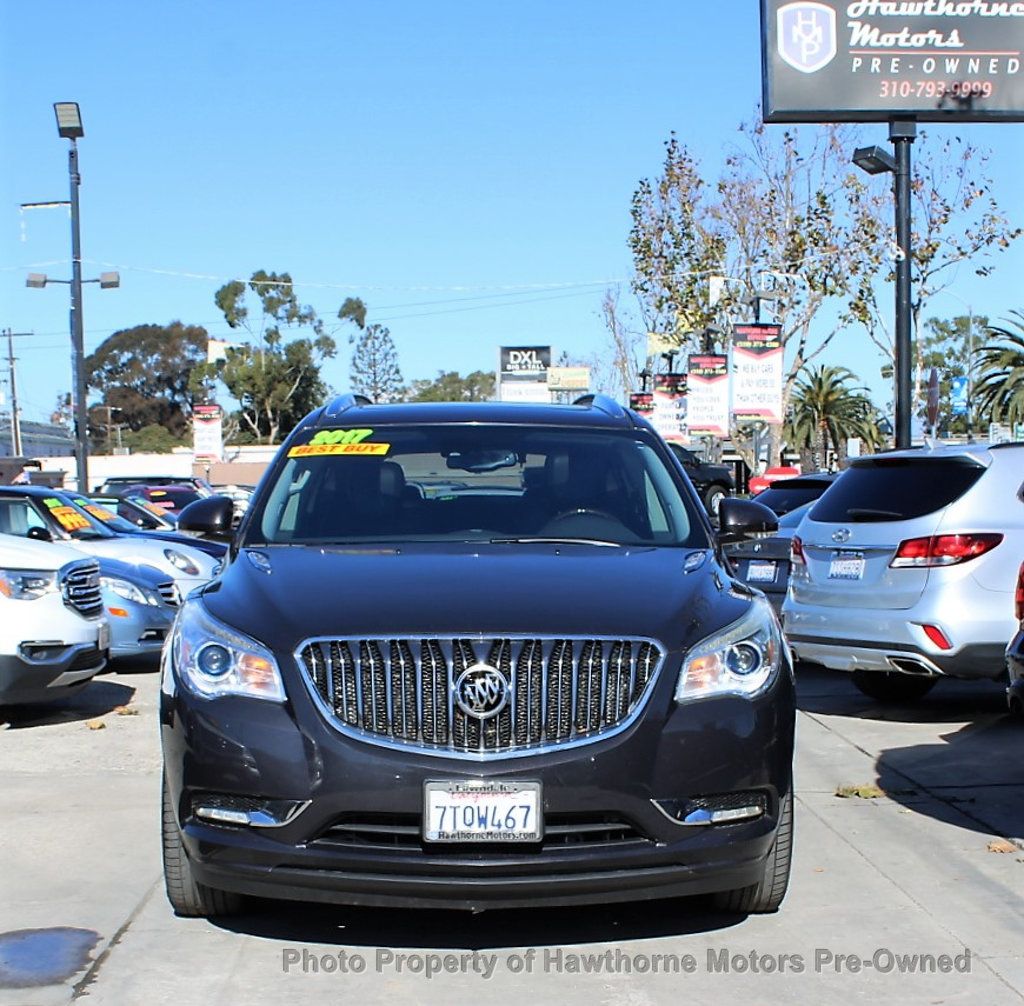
[293,633,666,761]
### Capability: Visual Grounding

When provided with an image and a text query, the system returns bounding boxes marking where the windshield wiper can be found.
[489,536,622,548]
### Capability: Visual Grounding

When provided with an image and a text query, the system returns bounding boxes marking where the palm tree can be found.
[785,365,881,469]
[974,311,1024,429]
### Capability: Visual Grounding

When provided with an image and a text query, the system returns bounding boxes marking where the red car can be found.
[748,466,800,495]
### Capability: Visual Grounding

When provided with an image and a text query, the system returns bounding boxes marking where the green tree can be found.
[194,270,336,444]
[85,322,208,436]
[974,312,1024,429]
[406,370,494,402]
[785,365,881,469]
[350,324,403,402]
[122,423,182,454]
[916,314,989,434]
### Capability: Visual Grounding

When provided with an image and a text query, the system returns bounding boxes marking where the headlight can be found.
[0,568,59,601]
[675,596,783,702]
[164,548,200,576]
[100,575,156,606]
[171,600,284,702]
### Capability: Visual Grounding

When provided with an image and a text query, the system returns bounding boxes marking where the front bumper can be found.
[161,661,794,910]
[783,597,1009,680]
[107,603,175,659]
[0,642,107,705]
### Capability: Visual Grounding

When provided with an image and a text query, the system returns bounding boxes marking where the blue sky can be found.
[2,0,1023,424]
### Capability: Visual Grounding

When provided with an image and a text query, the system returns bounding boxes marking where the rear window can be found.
[809,458,985,523]
[753,482,832,514]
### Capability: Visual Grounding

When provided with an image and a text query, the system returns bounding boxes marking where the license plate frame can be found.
[423,779,543,843]
[746,560,778,583]
[828,552,865,580]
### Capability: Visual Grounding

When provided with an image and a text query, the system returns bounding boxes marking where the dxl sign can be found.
[500,346,551,377]
[762,0,1024,121]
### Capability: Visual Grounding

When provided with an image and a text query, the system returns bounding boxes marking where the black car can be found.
[93,475,214,497]
[161,395,794,918]
[667,443,735,515]
[750,472,838,516]
[1007,560,1024,715]
[725,502,813,614]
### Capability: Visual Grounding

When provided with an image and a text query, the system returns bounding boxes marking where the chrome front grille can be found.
[297,636,664,757]
[157,581,179,607]
[61,560,103,619]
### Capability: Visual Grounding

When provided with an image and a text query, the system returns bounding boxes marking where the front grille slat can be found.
[297,635,663,756]
[61,561,103,619]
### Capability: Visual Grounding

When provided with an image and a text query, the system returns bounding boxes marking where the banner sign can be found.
[192,404,223,462]
[761,0,1024,122]
[732,324,784,424]
[500,346,550,378]
[950,374,969,415]
[652,373,688,443]
[498,381,551,403]
[629,392,655,416]
[686,354,730,438]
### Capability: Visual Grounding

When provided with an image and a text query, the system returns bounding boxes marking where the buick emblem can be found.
[454,663,510,720]
[831,528,851,543]
[777,1,837,75]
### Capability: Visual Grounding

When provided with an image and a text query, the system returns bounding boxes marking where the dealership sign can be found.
[651,374,688,443]
[192,404,223,462]
[762,0,1024,121]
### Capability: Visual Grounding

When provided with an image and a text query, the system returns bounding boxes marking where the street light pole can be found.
[890,120,916,450]
[52,102,90,491]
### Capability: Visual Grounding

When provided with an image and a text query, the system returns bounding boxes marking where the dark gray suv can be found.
[161,395,794,918]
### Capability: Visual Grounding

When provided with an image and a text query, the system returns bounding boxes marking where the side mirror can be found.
[717,497,778,542]
[177,495,236,541]
[27,526,53,542]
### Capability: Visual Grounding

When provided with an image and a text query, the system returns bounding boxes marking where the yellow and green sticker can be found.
[288,428,389,458]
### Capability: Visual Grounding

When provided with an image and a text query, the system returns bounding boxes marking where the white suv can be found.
[0,534,110,705]
[783,443,1023,702]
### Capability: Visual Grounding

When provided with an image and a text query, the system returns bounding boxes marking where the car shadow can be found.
[873,716,1024,841]
[213,896,744,948]
[0,679,136,729]
[795,662,1007,724]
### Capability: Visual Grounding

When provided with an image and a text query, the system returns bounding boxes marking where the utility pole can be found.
[4,329,24,456]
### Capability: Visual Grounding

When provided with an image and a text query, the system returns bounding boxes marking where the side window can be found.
[0,500,46,536]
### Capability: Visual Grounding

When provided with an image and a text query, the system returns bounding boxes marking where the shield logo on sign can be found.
[777,1,837,74]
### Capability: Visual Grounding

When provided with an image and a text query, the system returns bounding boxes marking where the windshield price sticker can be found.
[85,505,116,522]
[288,442,390,458]
[50,506,91,532]
[424,780,542,843]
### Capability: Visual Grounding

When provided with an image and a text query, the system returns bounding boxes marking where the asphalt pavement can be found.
[1,662,1021,1006]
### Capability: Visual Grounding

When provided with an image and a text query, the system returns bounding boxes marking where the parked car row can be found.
[0,483,226,707]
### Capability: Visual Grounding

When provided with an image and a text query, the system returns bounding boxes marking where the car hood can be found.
[68,536,217,578]
[0,532,91,570]
[200,543,749,653]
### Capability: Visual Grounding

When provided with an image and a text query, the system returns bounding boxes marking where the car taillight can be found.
[890,533,1003,568]
[791,535,806,565]
[1015,562,1024,622]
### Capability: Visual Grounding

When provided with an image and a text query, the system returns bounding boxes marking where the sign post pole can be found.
[891,119,916,450]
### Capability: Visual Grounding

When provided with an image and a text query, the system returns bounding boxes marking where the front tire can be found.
[851,670,938,703]
[162,779,244,918]
[712,788,793,914]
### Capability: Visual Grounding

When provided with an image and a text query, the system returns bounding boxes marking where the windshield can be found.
[68,494,144,534]
[44,494,117,539]
[246,424,706,548]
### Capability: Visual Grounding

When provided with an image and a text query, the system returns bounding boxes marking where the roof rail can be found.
[571,393,626,419]
[322,393,374,420]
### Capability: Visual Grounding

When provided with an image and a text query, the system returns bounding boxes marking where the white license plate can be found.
[828,555,865,580]
[747,560,777,583]
[98,621,110,649]
[424,780,542,843]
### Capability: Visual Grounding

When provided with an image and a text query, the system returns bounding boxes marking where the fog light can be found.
[191,794,307,828]
[654,792,768,826]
